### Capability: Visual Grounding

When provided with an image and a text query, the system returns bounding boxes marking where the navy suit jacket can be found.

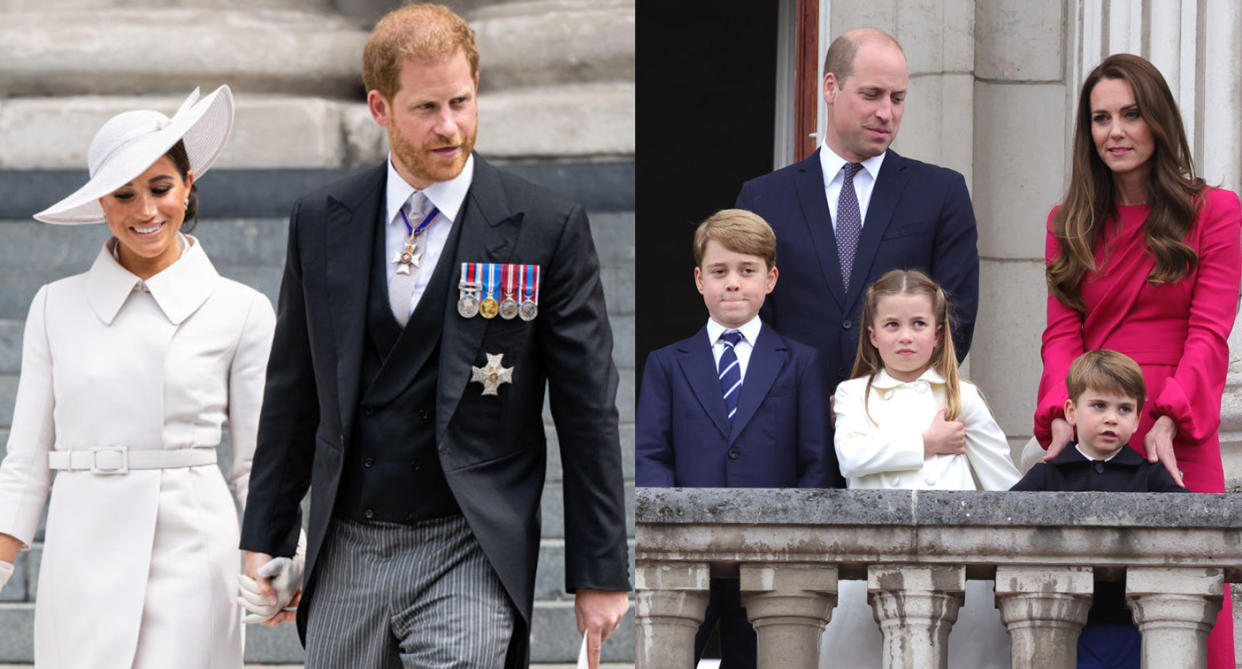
[635,323,834,488]
[735,148,979,390]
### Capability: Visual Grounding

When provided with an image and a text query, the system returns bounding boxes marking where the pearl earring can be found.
[183,197,190,209]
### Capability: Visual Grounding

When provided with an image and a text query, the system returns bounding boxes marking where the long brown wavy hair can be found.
[1047,53,1205,311]
[852,269,961,422]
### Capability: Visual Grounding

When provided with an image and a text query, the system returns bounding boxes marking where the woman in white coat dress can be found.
[0,86,274,668]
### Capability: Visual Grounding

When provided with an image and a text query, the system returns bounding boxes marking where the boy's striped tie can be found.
[718,331,744,421]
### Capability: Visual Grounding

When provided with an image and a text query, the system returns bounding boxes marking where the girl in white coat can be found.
[0,86,275,668]
[820,269,1021,668]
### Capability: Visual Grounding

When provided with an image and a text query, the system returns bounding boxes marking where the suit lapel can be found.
[324,164,385,439]
[793,151,847,309]
[436,157,524,439]
[728,328,785,445]
[674,328,730,440]
[846,149,911,313]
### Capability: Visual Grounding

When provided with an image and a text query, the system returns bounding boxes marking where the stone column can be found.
[994,566,1093,669]
[739,564,837,667]
[867,565,966,669]
[634,562,710,669]
[1127,568,1224,669]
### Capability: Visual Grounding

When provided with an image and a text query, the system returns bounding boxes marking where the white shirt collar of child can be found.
[870,367,946,390]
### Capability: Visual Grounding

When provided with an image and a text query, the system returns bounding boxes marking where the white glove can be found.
[239,530,306,623]
[0,561,13,591]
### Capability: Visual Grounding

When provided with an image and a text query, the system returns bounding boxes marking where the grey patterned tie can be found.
[836,163,863,291]
[388,192,426,326]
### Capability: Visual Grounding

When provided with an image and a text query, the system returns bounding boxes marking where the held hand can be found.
[1043,417,1074,462]
[240,535,305,625]
[0,560,13,591]
[1144,415,1184,488]
[923,409,966,457]
[829,395,836,428]
[574,589,629,669]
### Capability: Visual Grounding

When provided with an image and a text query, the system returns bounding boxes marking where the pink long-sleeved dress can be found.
[1035,186,1242,669]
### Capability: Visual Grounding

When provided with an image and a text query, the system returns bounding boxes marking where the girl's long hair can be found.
[1048,53,1205,311]
[851,269,961,422]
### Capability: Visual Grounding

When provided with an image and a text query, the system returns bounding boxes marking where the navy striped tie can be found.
[719,331,744,422]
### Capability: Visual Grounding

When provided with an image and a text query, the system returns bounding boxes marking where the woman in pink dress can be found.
[1035,53,1240,668]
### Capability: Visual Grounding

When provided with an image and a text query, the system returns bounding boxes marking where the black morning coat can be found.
[1011,442,1188,624]
[239,155,631,667]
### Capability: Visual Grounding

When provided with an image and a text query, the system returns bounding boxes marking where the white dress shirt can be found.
[384,154,474,316]
[819,141,886,232]
[705,315,762,381]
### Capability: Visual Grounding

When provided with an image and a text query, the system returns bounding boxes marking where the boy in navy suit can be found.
[636,209,835,668]
[1012,350,1186,669]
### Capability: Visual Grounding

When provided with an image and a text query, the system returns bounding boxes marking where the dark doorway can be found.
[635,1,780,384]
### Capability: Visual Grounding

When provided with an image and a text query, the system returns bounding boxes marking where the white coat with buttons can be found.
[0,238,274,668]
[833,368,1020,491]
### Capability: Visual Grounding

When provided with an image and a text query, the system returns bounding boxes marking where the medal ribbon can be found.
[400,205,440,238]
[504,264,515,298]
[523,264,535,302]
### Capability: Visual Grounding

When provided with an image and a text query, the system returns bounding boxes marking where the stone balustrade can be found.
[635,488,1242,669]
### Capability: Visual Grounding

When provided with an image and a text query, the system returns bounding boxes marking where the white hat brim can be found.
[34,85,235,225]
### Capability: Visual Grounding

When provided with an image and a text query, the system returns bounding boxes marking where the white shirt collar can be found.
[1074,443,1121,463]
[869,367,947,390]
[819,141,886,187]
[385,153,474,228]
[87,234,219,325]
[705,314,762,347]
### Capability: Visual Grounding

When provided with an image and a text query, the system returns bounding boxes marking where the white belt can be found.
[48,447,217,475]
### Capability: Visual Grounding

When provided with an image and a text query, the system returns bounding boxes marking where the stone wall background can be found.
[0,0,634,665]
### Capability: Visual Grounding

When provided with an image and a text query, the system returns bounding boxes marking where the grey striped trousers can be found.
[304,514,515,668]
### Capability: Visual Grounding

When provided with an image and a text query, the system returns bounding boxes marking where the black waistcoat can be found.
[335,208,464,523]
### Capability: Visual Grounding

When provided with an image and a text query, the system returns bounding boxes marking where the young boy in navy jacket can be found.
[1012,349,1186,669]
[636,209,836,668]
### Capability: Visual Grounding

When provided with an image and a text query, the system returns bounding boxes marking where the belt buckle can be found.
[90,447,129,474]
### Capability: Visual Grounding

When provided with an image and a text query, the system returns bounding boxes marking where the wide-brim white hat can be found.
[34,85,234,225]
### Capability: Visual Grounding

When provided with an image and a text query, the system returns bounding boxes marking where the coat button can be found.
[1094,462,1104,474]
[842,319,852,329]
[916,381,929,393]
[411,460,421,471]
[364,508,375,519]
[363,406,375,416]
[420,410,430,421]
[727,447,740,460]
[363,457,374,468]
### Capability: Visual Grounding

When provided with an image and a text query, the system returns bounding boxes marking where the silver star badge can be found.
[471,352,514,396]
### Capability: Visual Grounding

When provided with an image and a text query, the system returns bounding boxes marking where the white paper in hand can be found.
[576,632,590,669]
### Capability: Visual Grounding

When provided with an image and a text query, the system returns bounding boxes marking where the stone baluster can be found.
[739,564,837,666]
[634,562,710,669]
[1127,567,1225,669]
[867,565,965,669]
[994,566,1093,669]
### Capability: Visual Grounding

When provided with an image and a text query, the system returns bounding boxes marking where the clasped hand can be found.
[923,409,966,457]
[239,530,307,625]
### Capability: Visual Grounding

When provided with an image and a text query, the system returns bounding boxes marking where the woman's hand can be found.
[1043,417,1075,462]
[923,409,966,457]
[1145,415,1184,487]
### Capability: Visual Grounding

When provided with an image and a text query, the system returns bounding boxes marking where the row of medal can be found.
[458,262,540,321]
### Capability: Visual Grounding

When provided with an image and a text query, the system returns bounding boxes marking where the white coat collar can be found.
[86,235,219,325]
[869,367,946,390]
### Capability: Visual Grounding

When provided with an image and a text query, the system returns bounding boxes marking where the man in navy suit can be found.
[735,28,979,415]
[636,209,832,668]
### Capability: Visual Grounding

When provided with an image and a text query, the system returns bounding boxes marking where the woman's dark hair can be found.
[1047,53,1204,312]
[165,139,199,232]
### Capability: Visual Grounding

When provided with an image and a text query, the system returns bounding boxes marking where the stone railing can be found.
[635,488,1242,669]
